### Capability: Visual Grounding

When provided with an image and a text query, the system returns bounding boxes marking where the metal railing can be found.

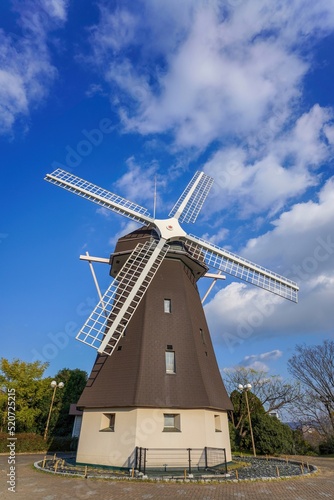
[135,446,227,474]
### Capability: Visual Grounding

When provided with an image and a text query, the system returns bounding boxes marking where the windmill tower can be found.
[45,169,298,469]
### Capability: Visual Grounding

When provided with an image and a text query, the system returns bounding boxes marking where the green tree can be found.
[229,389,264,451]
[0,358,49,433]
[252,412,294,455]
[229,388,312,455]
[51,368,87,436]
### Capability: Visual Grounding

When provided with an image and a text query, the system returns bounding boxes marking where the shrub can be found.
[0,433,78,453]
[0,433,46,453]
[319,436,334,455]
[253,414,291,455]
[228,421,239,452]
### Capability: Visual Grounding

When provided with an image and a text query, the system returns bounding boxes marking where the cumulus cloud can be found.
[243,176,334,273]
[86,0,334,240]
[204,177,334,350]
[88,0,334,151]
[204,105,334,219]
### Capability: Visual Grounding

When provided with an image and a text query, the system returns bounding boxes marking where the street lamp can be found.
[43,380,65,441]
[238,383,256,457]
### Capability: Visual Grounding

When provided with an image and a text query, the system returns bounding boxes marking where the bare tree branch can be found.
[223,366,301,415]
[287,340,334,433]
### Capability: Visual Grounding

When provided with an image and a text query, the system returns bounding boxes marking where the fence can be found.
[135,446,227,474]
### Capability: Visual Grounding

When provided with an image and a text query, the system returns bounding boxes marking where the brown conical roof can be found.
[77,226,233,412]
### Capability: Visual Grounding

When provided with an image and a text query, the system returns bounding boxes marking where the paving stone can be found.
[0,454,333,499]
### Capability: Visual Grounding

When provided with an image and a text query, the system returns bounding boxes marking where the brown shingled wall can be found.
[77,228,233,412]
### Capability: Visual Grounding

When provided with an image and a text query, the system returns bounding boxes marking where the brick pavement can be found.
[0,454,333,499]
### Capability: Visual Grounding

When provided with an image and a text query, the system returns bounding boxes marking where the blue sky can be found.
[1,0,334,386]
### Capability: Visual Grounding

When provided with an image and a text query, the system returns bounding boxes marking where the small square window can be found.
[165,351,176,373]
[163,413,180,432]
[100,413,115,432]
[164,299,171,313]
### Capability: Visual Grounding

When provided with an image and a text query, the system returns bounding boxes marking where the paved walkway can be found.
[0,454,333,499]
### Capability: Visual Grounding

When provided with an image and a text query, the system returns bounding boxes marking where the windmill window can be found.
[200,328,206,345]
[165,351,176,373]
[164,299,171,313]
[214,415,222,432]
[163,413,181,432]
[100,413,115,432]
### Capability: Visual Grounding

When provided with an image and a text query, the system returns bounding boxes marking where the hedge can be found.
[0,433,78,453]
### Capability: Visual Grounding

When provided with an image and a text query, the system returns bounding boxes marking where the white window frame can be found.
[165,351,176,373]
[164,299,171,313]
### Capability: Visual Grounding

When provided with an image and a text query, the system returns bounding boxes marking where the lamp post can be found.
[238,383,256,457]
[44,380,64,441]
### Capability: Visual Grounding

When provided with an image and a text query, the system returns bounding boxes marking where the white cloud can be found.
[113,156,166,210]
[205,149,316,219]
[204,177,334,349]
[88,0,334,151]
[324,124,334,145]
[0,67,28,132]
[201,227,229,246]
[96,207,112,219]
[41,0,68,21]
[108,220,141,247]
[119,12,307,149]
[86,0,334,236]
[85,83,106,98]
[204,105,334,219]
[0,1,68,136]
[14,0,68,30]
[275,105,334,169]
[223,349,283,374]
[244,349,282,362]
[241,350,283,372]
[244,176,334,272]
[82,1,334,361]
[205,282,282,347]
[90,6,138,54]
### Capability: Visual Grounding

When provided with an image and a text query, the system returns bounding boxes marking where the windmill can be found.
[45,168,298,469]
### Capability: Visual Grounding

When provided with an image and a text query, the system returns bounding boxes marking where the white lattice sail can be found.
[76,238,169,355]
[169,171,214,223]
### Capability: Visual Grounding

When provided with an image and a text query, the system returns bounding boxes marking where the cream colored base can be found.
[76,407,232,467]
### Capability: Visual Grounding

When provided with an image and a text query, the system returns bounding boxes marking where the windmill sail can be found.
[76,238,169,355]
[45,168,154,225]
[169,171,214,223]
[184,234,298,303]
